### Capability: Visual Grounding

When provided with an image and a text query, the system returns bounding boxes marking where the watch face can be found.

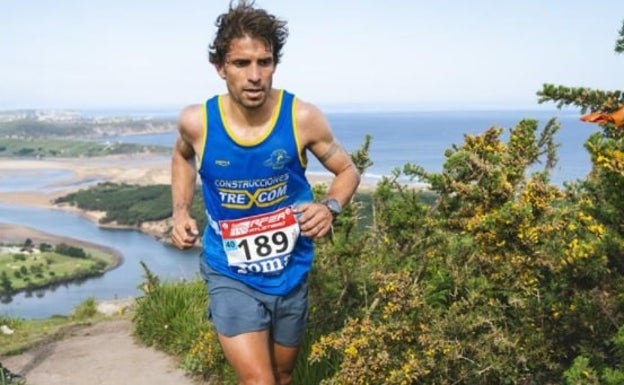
[324,199,341,215]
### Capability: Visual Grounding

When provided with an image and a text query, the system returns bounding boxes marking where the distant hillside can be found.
[0,109,176,139]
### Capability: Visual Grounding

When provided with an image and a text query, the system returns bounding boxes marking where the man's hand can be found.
[295,203,334,238]
[171,216,199,249]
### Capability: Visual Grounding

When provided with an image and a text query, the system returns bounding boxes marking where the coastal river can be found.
[0,204,200,320]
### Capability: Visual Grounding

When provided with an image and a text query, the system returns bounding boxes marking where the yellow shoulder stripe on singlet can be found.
[292,97,307,168]
[196,102,208,167]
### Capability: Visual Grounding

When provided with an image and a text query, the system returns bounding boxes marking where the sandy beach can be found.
[0,155,166,252]
[0,154,172,208]
[0,154,347,207]
[0,154,173,247]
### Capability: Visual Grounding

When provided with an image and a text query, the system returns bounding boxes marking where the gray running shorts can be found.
[200,258,309,347]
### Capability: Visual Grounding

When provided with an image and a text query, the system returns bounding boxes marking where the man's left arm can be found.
[315,136,360,207]
[294,101,361,238]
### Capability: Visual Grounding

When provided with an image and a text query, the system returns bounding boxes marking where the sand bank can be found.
[0,154,171,208]
[0,154,366,209]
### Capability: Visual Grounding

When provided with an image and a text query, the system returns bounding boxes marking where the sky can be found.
[1,1,623,112]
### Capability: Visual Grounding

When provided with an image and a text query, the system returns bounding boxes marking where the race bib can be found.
[219,206,300,275]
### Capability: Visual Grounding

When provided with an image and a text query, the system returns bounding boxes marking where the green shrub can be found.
[71,297,98,321]
[0,315,23,331]
[0,367,25,385]
[133,271,209,356]
[127,34,624,382]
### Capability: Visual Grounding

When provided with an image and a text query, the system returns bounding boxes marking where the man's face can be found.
[217,36,276,110]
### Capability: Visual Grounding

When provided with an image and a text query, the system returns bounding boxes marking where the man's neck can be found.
[221,89,280,142]
[224,89,278,129]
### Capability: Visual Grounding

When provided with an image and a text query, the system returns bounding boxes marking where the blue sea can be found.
[101,109,597,186]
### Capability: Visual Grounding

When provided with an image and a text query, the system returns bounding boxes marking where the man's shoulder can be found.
[293,97,324,125]
[180,103,204,118]
[292,96,332,147]
[178,103,205,134]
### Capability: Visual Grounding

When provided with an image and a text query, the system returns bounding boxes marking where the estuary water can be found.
[0,203,200,319]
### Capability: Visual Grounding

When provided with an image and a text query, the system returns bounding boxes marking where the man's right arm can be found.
[171,105,202,249]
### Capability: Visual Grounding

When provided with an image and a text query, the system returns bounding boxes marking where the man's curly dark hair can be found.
[208,0,289,66]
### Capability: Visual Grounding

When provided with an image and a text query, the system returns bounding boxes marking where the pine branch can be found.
[536,84,624,114]
[616,19,624,54]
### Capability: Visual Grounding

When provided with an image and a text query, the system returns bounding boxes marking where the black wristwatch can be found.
[321,198,342,218]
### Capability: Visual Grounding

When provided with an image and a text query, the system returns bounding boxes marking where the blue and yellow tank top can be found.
[197,89,314,295]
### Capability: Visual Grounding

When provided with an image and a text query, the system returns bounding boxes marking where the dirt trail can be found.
[1,319,199,385]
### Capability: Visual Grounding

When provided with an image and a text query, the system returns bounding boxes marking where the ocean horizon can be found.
[99,108,597,187]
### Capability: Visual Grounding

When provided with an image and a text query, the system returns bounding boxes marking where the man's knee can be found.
[276,370,293,385]
[238,372,277,385]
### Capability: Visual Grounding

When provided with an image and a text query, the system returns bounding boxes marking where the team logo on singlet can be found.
[263,149,291,170]
[215,173,290,209]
